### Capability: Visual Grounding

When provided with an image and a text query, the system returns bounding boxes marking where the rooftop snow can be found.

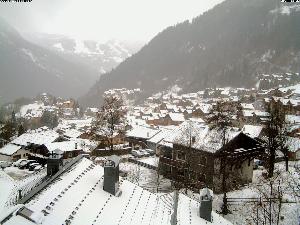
[45,141,80,152]
[242,125,263,138]
[2,158,232,225]
[11,130,59,146]
[167,121,241,153]
[0,144,22,156]
[168,113,185,122]
[126,126,160,139]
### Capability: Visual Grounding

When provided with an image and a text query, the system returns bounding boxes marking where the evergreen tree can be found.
[41,111,59,129]
[18,124,25,136]
[0,121,15,141]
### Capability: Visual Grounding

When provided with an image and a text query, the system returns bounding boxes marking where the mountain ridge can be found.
[81,0,300,106]
[0,18,140,105]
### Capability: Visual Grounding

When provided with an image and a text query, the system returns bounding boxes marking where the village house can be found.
[45,141,84,159]
[1,128,62,162]
[126,125,160,149]
[0,144,28,162]
[159,122,264,193]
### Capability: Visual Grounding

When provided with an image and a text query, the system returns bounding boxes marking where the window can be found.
[189,171,197,180]
[198,173,206,182]
[177,169,185,177]
[176,151,186,161]
[199,156,207,166]
[165,165,172,173]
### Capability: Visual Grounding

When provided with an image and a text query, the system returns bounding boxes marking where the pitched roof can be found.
[1,158,232,225]
[0,144,22,156]
[242,125,263,138]
[168,113,185,122]
[126,126,160,139]
[167,121,241,153]
[11,130,59,147]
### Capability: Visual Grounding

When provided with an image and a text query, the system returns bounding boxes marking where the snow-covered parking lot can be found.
[3,166,35,180]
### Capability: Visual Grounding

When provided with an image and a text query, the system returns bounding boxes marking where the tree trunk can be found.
[285,155,289,172]
[268,147,275,178]
[221,157,229,215]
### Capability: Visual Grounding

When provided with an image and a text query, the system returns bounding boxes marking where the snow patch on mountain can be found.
[74,38,91,54]
[53,43,64,52]
[270,4,300,15]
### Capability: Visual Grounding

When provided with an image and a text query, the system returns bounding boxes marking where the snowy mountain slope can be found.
[0,18,99,104]
[24,33,144,76]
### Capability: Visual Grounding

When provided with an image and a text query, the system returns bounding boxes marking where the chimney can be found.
[192,136,196,144]
[47,150,63,176]
[103,155,120,196]
[199,188,212,222]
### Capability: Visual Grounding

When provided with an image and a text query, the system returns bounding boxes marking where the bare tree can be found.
[263,100,288,177]
[91,96,127,151]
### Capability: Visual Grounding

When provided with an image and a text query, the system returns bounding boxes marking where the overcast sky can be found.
[0,0,224,42]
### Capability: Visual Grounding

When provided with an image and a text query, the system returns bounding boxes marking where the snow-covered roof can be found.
[279,83,300,94]
[1,158,232,225]
[147,128,176,144]
[188,117,205,123]
[63,129,83,138]
[45,141,81,152]
[168,113,185,122]
[243,110,269,117]
[166,121,241,153]
[0,144,22,156]
[242,125,263,138]
[241,103,254,110]
[286,115,300,124]
[198,103,212,114]
[126,126,160,139]
[11,130,59,146]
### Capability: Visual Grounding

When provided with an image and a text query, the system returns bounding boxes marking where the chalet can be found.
[146,127,175,154]
[0,129,61,162]
[45,141,83,159]
[242,110,269,124]
[161,113,185,126]
[126,125,160,149]
[159,122,264,193]
[0,144,27,161]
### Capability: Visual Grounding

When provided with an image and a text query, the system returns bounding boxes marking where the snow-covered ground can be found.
[138,156,159,167]
[213,161,300,225]
[120,161,172,193]
[4,167,34,180]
